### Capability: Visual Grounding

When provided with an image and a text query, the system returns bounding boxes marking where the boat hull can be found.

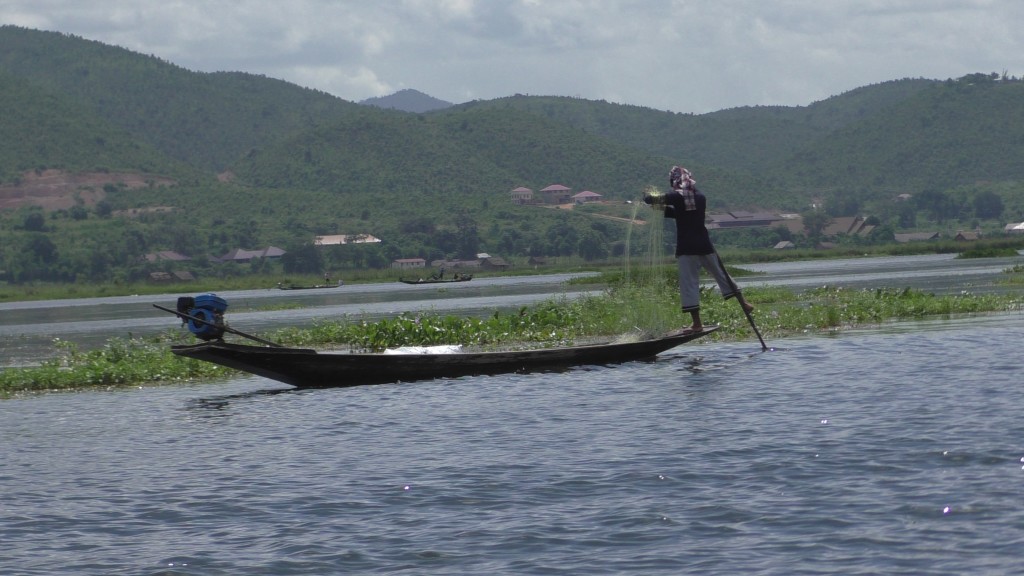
[171,327,717,388]
[276,284,342,290]
[398,277,472,284]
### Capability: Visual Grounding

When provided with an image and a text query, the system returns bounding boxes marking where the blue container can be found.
[193,293,228,313]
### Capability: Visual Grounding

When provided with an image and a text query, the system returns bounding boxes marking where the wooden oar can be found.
[153,303,283,347]
[714,252,769,351]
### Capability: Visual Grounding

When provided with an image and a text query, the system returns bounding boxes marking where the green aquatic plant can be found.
[299,298,595,353]
[1001,264,1024,285]
[2,284,1022,396]
[0,335,231,394]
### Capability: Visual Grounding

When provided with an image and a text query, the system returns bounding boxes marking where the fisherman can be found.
[644,166,754,333]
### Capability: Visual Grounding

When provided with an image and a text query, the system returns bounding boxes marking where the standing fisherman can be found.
[644,166,754,333]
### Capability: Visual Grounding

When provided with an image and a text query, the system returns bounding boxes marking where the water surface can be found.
[3,313,1023,575]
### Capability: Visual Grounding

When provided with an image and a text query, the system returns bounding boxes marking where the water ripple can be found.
[3,317,1024,574]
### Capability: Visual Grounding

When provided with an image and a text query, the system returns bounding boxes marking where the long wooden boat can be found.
[171,326,717,388]
[276,282,343,290]
[398,275,472,285]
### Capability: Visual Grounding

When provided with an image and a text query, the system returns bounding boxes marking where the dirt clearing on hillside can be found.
[0,169,176,211]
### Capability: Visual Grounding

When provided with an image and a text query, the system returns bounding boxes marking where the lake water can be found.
[2,256,1024,574]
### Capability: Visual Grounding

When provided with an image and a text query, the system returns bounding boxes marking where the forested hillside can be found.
[0,71,187,181]
[1,25,1023,287]
[0,26,364,172]
[454,79,937,178]
[232,106,761,209]
[783,75,1024,191]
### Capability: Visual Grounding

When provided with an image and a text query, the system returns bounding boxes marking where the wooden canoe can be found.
[171,326,717,388]
[398,275,472,284]
[276,282,343,290]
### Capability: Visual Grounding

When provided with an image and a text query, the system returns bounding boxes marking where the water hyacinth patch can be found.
[2,283,1022,396]
[0,335,231,394]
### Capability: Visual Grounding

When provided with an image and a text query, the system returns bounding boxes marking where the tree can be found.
[897,203,917,228]
[916,189,957,223]
[22,211,46,231]
[973,190,1004,219]
[577,229,609,261]
[455,213,480,259]
[93,200,112,218]
[25,233,58,264]
[825,192,861,217]
[281,242,322,273]
[800,209,832,239]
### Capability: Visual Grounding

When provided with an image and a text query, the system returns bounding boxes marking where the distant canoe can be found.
[276,281,344,290]
[398,275,472,285]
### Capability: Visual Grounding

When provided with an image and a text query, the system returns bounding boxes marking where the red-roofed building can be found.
[539,184,572,204]
[572,191,602,204]
[511,187,534,205]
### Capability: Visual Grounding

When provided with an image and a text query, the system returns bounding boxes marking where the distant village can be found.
[143,184,1024,282]
[508,183,1012,250]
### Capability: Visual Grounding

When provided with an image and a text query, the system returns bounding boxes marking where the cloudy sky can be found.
[3,0,1021,113]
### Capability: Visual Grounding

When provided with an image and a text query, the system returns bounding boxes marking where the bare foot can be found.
[742,301,755,314]
[688,324,703,333]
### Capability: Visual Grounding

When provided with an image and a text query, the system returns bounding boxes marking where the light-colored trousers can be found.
[677,253,738,312]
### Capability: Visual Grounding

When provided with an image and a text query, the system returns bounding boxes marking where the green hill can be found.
[451,76,1024,217]
[783,75,1024,193]
[0,25,364,173]
[233,105,767,207]
[2,26,1023,287]
[452,78,937,178]
[0,71,186,181]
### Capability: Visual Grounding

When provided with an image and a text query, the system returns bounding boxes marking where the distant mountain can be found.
[360,89,455,113]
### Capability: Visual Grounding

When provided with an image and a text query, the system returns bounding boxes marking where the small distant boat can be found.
[276,281,344,290]
[399,274,472,285]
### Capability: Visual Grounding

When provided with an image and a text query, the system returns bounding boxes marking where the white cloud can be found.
[2,0,1021,112]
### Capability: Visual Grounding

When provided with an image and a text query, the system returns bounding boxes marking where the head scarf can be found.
[669,166,697,210]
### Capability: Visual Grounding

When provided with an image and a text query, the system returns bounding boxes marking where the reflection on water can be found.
[184,387,299,416]
[672,347,772,374]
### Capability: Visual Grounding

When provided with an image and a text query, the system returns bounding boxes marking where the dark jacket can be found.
[662,188,714,256]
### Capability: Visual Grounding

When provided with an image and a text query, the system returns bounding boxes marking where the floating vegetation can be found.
[3,200,1022,396]
[1002,264,1024,285]
[0,335,232,395]
[3,282,1022,396]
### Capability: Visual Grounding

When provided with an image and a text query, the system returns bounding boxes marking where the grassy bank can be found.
[3,277,1022,396]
